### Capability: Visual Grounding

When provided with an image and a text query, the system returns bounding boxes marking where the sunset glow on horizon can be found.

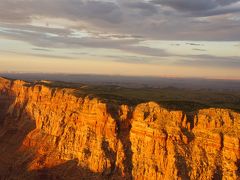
[0,0,240,79]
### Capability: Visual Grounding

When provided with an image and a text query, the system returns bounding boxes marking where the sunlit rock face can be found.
[0,77,239,179]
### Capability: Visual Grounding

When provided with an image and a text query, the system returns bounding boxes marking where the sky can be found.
[0,0,240,79]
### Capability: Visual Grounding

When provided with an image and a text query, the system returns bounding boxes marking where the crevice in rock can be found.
[219,132,224,151]
[186,112,196,130]
[213,166,223,180]
[174,144,190,180]
[101,139,117,175]
[107,103,133,179]
[236,159,240,176]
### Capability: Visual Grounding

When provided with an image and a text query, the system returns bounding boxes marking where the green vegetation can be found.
[31,80,240,113]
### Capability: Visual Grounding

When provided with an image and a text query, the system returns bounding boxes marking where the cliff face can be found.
[0,77,239,180]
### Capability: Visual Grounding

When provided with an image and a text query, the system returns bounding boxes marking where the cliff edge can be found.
[0,77,239,179]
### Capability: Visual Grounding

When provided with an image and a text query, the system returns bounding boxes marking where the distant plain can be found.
[1,73,240,113]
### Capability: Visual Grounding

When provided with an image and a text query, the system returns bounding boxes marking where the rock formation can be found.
[0,77,239,179]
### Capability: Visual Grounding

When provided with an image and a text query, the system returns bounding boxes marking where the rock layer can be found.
[0,77,239,179]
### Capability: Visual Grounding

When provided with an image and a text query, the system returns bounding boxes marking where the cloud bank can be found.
[0,0,239,71]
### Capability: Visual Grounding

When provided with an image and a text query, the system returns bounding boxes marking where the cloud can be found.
[152,0,217,12]
[150,0,240,20]
[192,48,207,52]
[186,43,204,46]
[0,21,174,58]
[32,48,52,52]
[0,50,76,60]
[176,55,240,68]
[151,0,240,13]
[123,1,158,16]
[1,0,240,42]
[0,0,122,23]
[170,43,181,46]
[0,0,239,67]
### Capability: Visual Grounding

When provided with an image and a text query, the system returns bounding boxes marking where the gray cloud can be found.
[0,0,240,68]
[0,24,170,58]
[123,1,158,16]
[186,43,204,46]
[150,0,240,19]
[0,0,239,79]
[150,0,240,21]
[0,0,240,41]
[151,0,240,12]
[0,0,122,23]
[152,0,217,11]
[0,50,76,60]
[176,55,240,68]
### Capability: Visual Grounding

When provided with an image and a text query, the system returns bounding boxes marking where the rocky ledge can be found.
[0,77,239,179]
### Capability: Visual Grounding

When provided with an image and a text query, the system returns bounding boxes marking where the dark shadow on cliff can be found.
[213,166,223,180]
[18,139,128,180]
[0,87,36,179]
[236,159,240,177]
[107,103,133,179]
[0,90,121,179]
[26,159,111,180]
[0,88,15,125]
[3,157,124,180]
[101,139,117,175]
[1,77,240,179]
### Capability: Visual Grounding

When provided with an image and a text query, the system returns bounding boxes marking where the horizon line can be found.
[1,71,240,81]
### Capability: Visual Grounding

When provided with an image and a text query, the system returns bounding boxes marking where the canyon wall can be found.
[0,77,239,179]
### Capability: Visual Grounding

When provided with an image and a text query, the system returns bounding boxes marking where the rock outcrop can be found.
[0,77,239,179]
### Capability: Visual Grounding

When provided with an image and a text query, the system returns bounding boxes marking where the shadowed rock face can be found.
[0,77,239,180]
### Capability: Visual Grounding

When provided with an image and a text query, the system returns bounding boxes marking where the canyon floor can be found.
[0,77,239,179]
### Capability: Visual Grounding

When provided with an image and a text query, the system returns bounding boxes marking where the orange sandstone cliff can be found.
[0,77,239,179]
